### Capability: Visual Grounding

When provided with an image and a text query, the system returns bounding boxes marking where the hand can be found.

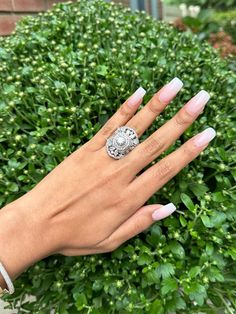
[0,77,216,282]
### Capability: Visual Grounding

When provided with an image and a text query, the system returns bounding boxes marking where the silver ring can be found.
[106,126,139,159]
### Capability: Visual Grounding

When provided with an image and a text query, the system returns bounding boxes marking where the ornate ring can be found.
[106,126,139,160]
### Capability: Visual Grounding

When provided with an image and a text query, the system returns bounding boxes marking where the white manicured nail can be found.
[193,127,216,147]
[158,77,183,103]
[127,87,146,107]
[185,90,210,115]
[152,203,177,221]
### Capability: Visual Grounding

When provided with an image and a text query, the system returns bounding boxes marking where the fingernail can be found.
[185,90,210,115]
[158,77,183,103]
[152,203,177,221]
[127,87,146,107]
[193,127,216,147]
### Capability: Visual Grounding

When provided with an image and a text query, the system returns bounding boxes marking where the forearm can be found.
[0,197,57,290]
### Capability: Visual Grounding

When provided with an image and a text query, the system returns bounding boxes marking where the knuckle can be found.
[183,143,197,158]
[100,123,114,136]
[147,94,162,114]
[112,192,129,211]
[109,241,120,252]
[78,140,96,152]
[174,110,193,127]
[143,136,165,156]
[103,163,126,185]
[98,236,120,252]
[133,215,144,235]
[112,194,125,209]
[154,160,173,179]
[119,103,133,117]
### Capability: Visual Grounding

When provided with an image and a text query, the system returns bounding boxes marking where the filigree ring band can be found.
[106,126,139,160]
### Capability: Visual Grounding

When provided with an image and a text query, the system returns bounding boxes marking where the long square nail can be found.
[193,127,216,147]
[152,203,176,220]
[127,87,146,107]
[158,77,183,103]
[185,90,210,115]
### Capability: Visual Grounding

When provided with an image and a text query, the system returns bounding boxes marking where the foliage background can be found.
[164,0,236,10]
[172,9,236,61]
[0,0,235,313]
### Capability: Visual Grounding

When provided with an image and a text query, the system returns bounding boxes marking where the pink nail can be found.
[152,203,176,221]
[193,127,216,147]
[127,87,146,107]
[185,90,210,115]
[158,77,183,103]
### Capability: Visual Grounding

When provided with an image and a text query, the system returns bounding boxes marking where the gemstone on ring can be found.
[116,136,126,146]
[106,126,139,159]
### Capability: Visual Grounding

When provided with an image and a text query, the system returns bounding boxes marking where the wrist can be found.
[0,197,57,284]
[0,273,6,289]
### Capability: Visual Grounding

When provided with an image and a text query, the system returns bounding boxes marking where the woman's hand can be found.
[0,77,216,282]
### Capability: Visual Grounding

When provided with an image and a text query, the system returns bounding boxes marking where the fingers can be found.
[124,90,211,177]
[89,87,146,150]
[126,127,216,210]
[90,77,183,151]
[126,77,183,137]
[98,203,177,251]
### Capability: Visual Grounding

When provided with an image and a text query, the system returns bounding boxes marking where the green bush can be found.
[0,0,235,313]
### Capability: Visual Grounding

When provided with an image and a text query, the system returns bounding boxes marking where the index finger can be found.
[89,87,146,150]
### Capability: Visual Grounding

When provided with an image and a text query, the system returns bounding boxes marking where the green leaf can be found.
[140,67,153,81]
[146,269,160,284]
[42,145,54,155]
[161,277,178,295]
[180,193,195,211]
[184,282,207,306]
[96,65,108,76]
[149,299,164,314]
[156,263,175,279]
[169,241,185,259]
[8,182,19,192]
[8,158,20,168]
[200,215,213,228]
[137,252,153,265]
[206,243,214,255]
[179,215,187,227]
[165,293,186,311]
[212,191,226,202]
[210,211,227,227]
[75,293,87,311]
[206,266,225,282]
[54,81,66,89]
[189,266,201,278]
[92,280,103,292]
[228,248,236,260]
[146,224,163,246]
[175,295,186,310]
[189,182,208,198]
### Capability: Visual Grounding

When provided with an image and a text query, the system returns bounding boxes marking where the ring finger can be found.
[126,127,216,211]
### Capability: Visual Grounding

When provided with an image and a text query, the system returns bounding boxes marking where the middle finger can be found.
[123,90,210,177]
[126,77,183,137]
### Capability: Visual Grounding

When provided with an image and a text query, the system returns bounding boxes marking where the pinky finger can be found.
[100,203,177,251]
[59,203,176,256]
